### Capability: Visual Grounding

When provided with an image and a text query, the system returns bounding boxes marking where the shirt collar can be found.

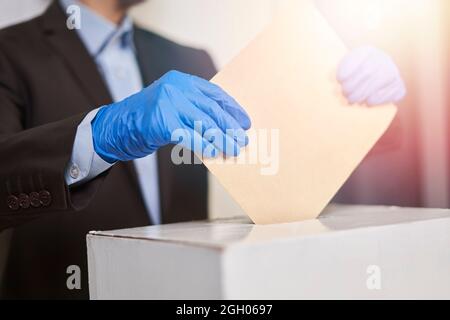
[59,0,135,57]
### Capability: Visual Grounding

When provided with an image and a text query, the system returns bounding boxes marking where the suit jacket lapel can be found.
[39,2,112,108]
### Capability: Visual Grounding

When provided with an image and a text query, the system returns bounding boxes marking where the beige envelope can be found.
[205,0,397,224]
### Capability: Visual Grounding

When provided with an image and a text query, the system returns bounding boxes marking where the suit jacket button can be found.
[39,190,52,207]
[69,164,80,180]
[7,195,19,211]
[29,192,41,208]
[18,193,30,209]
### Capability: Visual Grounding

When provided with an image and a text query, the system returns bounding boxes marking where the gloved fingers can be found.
[365,67,398,96]
[346,66,396,104]
[346,77,373,105]
[337,46,376,82]
[161,85,222,146]
[366,82,406,106]
[340,62,380,99]
[173,127,220,159]
[203,127,243,157]
[185,92,249,147]
[339,47,407,107]
[341,55,383,102]
[181,102,243,157]
[190,75,252,130]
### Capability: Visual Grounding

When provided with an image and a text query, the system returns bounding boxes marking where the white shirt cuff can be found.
[65,108,114,186]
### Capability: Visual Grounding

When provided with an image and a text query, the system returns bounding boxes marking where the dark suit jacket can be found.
[0,1,216,299]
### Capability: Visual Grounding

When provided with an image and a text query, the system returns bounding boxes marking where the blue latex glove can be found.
[91,70,251,163]
[338,46,406,106]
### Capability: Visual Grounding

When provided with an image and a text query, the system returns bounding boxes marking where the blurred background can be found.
[0,0,448,219]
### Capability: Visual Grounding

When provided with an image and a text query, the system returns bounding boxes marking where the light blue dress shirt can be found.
[61,0,161,225]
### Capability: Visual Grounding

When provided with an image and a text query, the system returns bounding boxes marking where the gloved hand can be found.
[91,70,251,163]
[337,46,406,106]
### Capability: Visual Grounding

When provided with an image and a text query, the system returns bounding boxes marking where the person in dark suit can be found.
[0,0,253,299]
[0,0,405,300]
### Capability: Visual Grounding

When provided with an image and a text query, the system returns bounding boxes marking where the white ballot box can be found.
[87,205,450,300]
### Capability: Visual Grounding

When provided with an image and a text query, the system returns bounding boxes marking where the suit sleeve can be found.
[0,50,106,231]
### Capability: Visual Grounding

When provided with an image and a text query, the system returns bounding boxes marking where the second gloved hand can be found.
[337,46,406,106]
[91,70,251,163]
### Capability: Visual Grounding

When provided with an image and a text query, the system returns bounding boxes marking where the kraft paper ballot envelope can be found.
[205,0,397,224]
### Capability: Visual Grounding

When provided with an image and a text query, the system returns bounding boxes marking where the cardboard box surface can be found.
[87,205,450,299]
